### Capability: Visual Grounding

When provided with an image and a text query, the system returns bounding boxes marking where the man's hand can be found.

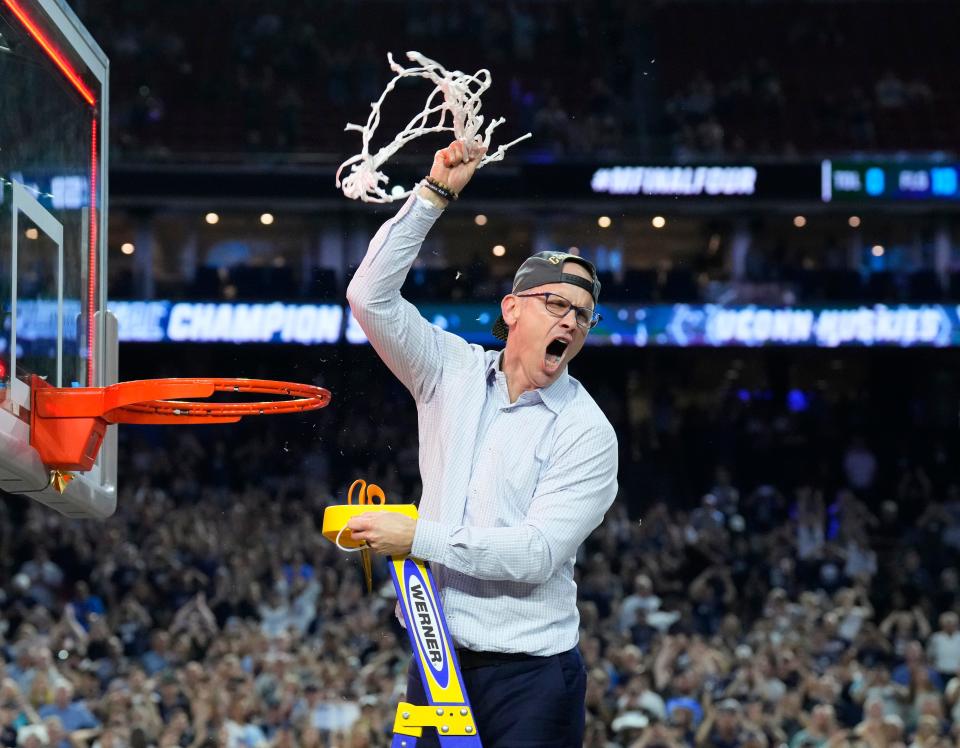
[419,140,488,207]
[346,512,417,557]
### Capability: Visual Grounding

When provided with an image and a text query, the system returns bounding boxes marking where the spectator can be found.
[697,698,745,748]
[690,568,736,637]
[154,672,190,725]
[840,528,877,586]
[881,607,932,659]
[224,696,267,747]
[908,714,941,748]
[892,642,943,691]
[788,704,836,748]
[13,724,47,748]
[945,663,960,726]
[667,697,703,742]
[37,681,98,732]
[17,551,63,612]
[69,584,106,631]
[834,587,874,644]
[620,575,663,634]
[141,631,172,676]
[795,488,826,579]
[906,668,942,731]
[927,613,960,683]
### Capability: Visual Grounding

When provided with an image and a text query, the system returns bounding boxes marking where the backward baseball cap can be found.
[492,251,601,341]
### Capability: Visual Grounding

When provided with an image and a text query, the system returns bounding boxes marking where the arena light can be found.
[793,215,807,228]
[2,0,96,105]
[474,214,488,226]
[492,245,506,257]
[652,216,666,229]
[871,245,885,257]
[260,213,274,226]
[24,227,38,240]
[849,216,861,228]
[205,212,220,225]
[598,216,612,228]
[120,243,135,255]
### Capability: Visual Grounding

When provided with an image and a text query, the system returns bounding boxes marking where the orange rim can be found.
[107,378,331,421]
[33,377,332,424]
[29,377,332,472]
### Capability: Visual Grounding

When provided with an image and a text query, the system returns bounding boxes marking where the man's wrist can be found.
[418,184,449,210]
[411,518,447,563]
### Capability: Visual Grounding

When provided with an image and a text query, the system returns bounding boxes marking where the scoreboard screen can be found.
[823,159,960,201]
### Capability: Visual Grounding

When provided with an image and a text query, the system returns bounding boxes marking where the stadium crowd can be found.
[71,0,955,160]
[77,0,635,161]
[2,347,960,748]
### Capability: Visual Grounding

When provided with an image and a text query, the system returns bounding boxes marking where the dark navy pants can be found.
[404,647,586,747]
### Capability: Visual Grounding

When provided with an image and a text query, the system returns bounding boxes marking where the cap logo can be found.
[547,255,562,265]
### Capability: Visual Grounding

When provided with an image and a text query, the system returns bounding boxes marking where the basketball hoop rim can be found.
[29,377,332,474]
[34,377,332,424]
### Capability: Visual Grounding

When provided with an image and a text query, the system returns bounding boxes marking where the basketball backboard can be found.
[0,0,115,517]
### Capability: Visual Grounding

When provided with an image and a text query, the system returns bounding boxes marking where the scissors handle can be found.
[348,478,386,506]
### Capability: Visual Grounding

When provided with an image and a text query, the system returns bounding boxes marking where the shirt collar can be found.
[486,351,573,414]
[484,352,500,381]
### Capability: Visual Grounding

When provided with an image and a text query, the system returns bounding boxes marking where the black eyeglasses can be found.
[515,292,602,330]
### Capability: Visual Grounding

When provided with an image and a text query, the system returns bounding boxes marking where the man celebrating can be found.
[346,140,618,747]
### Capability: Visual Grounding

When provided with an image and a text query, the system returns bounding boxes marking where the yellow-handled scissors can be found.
[346,479,386,593]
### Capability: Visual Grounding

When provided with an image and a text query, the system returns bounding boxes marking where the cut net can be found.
[335,51,533,203]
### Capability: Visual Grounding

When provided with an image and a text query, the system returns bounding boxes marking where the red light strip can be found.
[88,119,97,385]
[2,0,96,106]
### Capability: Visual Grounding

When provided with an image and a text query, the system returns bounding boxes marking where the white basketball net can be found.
[335,51,533,203]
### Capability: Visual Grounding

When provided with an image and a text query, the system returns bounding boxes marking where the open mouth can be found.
[545,338,569,368]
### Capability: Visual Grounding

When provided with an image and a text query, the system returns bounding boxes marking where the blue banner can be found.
[7,300,957,348]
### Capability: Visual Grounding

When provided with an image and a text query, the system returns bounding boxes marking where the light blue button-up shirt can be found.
[346,193,618,656]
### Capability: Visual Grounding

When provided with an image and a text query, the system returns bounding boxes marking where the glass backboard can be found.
[0,0,114,517]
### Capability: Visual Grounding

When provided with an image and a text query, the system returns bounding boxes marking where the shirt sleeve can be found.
[411,420,618,584]
[345,193,448,401]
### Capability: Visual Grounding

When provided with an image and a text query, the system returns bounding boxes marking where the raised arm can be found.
[913,606,932,639]
[879,610,901,638]
[345,141,486,401]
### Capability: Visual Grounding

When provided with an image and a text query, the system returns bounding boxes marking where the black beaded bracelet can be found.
[424,176,458,201]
